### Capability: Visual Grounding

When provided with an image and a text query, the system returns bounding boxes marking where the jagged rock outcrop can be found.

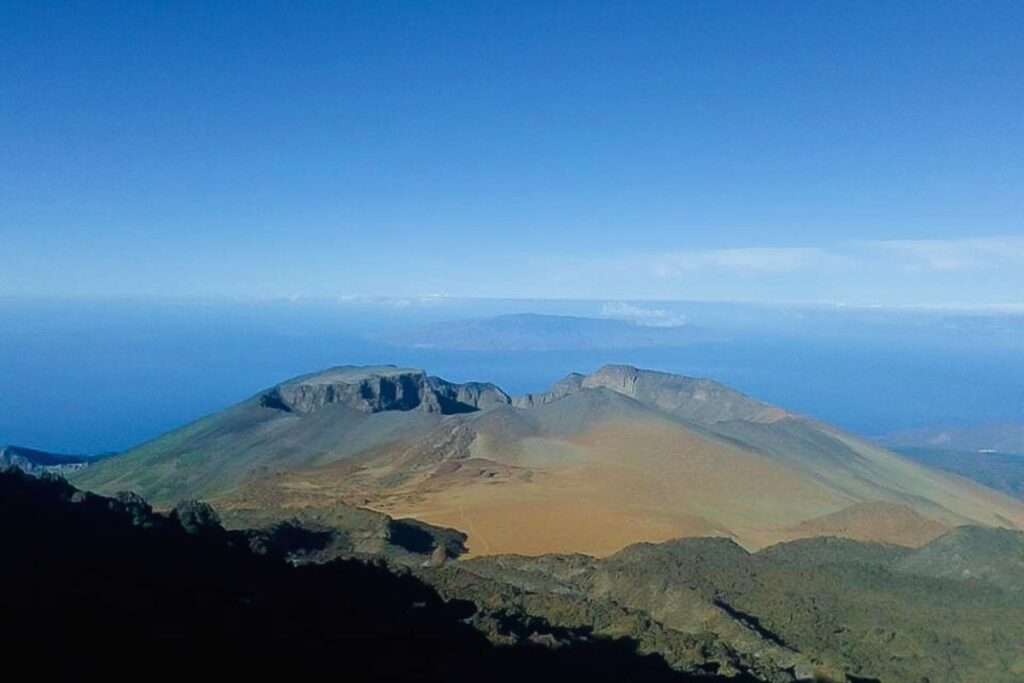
[259,365,511,416]
[172,500,226,537]
[219,502,469,567]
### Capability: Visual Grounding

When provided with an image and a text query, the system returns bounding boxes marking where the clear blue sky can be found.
[3,1,1022,304]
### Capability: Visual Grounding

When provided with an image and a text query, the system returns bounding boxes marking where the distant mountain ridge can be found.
[883,423,1024,455]
[883,423,1024,502]
[383,313,716,351]
[894,447,1024,502]
[72,363,1024,555]
[0,444,97,475]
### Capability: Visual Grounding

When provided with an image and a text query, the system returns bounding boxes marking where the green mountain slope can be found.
[425,528,1024,683]
[895,446,1024,501]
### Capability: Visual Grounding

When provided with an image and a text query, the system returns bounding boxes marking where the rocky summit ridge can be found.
[514,364,788,424]
[255,363,774,423]
[259,365,512,415]
[262,363,780,426]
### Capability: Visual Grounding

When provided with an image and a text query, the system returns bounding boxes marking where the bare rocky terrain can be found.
[73,364,1024,554]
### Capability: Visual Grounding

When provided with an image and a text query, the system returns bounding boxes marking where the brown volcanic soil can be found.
[80,365,1024,558]
[226,417,968,556]
[782,501,951,547]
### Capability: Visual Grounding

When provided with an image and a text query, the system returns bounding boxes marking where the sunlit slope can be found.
[277,394,1023,553]
[73,364,1024,555]
[71,400,443,503]
[71,382,444,504]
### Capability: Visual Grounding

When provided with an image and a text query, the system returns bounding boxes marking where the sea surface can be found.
[1,298,1021,454]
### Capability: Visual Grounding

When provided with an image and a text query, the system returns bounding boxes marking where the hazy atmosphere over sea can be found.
[2,297,1021,454]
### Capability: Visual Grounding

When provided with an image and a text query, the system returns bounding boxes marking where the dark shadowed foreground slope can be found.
[5,468,1023,682]
[0,468,757,682]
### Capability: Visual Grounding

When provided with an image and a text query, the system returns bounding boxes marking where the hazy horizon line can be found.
[2,293,1023,315]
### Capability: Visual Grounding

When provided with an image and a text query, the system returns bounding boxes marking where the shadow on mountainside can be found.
[0,468,761,682]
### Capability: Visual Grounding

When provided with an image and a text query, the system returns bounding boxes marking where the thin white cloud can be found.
[334,294,452,308]
[526,235,1024,306]
[620,236,1024,283]
[600,302,688,327]
[863,236,1024,272]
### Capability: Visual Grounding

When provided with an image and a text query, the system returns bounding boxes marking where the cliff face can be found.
[435,380,512,412]
[260,366,511,416]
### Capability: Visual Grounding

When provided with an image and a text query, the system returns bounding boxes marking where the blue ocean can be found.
[1,299,1021,454]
